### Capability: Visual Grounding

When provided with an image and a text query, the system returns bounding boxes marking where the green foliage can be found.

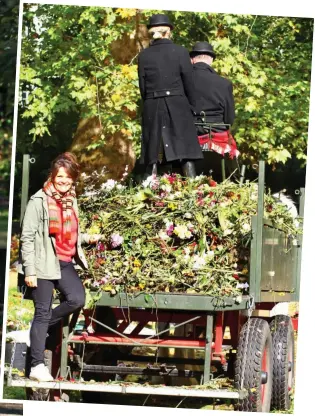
[0,0,19,188]
[19,6,313,165]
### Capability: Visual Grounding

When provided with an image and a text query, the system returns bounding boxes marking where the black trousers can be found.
[30,260,85,367]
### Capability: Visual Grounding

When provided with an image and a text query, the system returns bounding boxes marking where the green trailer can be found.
[6,160,303,412]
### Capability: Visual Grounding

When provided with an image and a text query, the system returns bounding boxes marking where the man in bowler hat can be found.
[190,41,239,180]
[137,14,203,178]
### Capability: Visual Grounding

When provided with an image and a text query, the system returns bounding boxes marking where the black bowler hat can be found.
[190,41,216,60]
[147,14,174,30]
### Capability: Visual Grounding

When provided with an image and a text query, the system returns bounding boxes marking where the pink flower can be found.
[97,242,105,252]
[166,224,174,236]
[111,233,124,248]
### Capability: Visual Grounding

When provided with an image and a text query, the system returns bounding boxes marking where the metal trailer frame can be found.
[7,160,303,409]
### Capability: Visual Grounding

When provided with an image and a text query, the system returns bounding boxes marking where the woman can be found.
[20,152,91,382]
[138,14,203,177]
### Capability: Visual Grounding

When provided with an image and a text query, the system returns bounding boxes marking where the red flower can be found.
[233,273,239,280]
[166,174,176,184]
[209,179,217,187]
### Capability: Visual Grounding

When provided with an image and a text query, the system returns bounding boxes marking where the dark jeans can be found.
[30,260,85,367]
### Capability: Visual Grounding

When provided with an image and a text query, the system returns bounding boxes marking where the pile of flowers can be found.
[78,173,301,300]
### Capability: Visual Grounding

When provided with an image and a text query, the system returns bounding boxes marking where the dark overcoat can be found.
[138,39,203,165]
[192,62,235,133]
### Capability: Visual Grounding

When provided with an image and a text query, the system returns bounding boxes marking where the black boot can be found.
[181,160,196,178]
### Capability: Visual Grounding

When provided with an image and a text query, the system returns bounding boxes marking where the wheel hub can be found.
[261,371,268,385]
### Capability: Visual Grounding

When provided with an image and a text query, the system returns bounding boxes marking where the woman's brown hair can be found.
[49,152,80,182]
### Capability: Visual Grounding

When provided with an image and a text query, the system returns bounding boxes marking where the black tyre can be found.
[234,318,273,412]
[270,315,294,411]
[25,349,53,401]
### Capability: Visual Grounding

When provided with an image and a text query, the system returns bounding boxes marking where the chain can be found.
[240,294,255,390]
[8,338,17,380]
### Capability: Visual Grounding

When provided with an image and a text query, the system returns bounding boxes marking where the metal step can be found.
[8,377,247,399]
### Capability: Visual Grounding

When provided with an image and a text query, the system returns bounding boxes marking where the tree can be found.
[0,0,19,191]
[18,6,313,168]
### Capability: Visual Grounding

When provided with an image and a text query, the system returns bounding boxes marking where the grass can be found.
[2,386,26,401]
[6,287,34,332]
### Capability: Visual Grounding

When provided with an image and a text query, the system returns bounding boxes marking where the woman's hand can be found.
[25,275,37,287]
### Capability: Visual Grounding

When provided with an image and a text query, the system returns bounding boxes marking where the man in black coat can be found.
[190,41,235,133]
[138,14,203,178]
[190,41,239,181]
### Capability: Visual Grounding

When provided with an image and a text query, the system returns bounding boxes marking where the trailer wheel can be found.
[270,315,294,411]
[234,318,273,412]
[25,349,53,401]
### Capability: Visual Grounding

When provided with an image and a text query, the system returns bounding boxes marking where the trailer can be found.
[5,160,303,412]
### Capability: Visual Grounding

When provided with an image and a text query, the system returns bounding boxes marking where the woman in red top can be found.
[21,152,92,382]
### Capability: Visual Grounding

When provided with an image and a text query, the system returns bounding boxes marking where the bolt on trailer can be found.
[6,160,303,412]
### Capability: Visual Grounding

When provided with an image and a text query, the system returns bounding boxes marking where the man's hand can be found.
[25,275,37,287]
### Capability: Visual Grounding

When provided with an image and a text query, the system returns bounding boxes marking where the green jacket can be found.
[20,189,88,280]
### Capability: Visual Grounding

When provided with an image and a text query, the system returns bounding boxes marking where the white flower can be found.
[158,230,170,241]
[101,179,117,191]
[184,212,193,219]
[192,254,206,270]
[174,224,192,239]
[223,229,233,236]
[83,190,98,197]
[81,172,87,178]
[116,184,126,190]
[161,184,172,193]
[142,175,159,189]
[242,223,251,232]
[186,222,194,232]
[184,247,190,256]
[205,250,214,260]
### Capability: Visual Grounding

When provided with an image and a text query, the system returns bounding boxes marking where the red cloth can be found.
[198,130,240,159]
[55,207,78,262]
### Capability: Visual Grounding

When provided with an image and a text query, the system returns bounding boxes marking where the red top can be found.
[55,207,78,262]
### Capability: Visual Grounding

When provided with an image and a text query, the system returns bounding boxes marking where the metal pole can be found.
[254,161,265,301]
[295,187,305,300]
[61,317,69,378]
[20,154,30,225]
[203,314,213,384]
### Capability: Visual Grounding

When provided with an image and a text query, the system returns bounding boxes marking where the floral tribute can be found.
[78,171,301,302]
